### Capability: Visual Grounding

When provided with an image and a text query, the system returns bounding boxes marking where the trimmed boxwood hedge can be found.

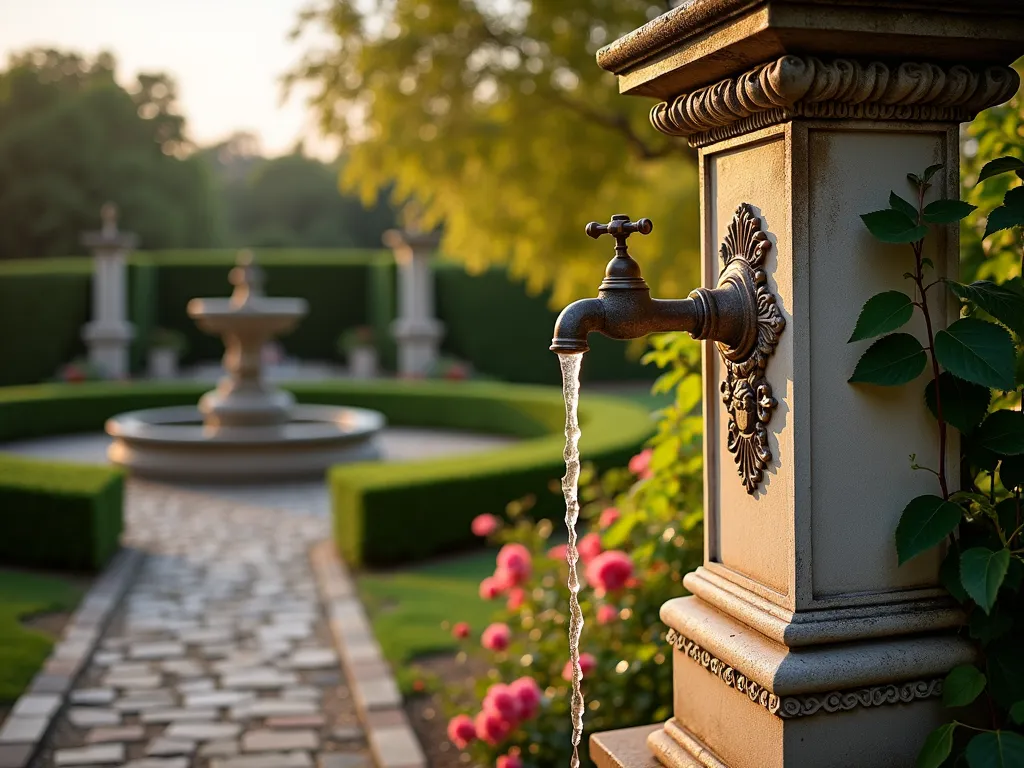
[0,455,124,571]
[0,380,653,569]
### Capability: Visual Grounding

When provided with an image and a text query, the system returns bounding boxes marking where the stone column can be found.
[81,203,138,379]
[588,3,1024,767]
[383,228,444,377]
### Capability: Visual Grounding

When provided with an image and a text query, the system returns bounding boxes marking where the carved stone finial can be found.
[229,250,265,306]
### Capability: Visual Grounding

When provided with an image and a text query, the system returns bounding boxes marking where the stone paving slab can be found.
[24,483,375,768]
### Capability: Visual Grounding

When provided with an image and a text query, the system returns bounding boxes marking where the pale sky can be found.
[0,0,338,158]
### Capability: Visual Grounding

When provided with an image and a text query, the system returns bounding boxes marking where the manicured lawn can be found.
[0,569,83,702]
[357,550,496,667]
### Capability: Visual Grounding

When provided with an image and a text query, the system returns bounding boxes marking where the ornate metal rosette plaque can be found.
[717,204,785,494]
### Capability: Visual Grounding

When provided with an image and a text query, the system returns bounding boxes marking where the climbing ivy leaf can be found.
[942,665,987,707]
[861,209,929,244]
[850,333,927,386]
[895,495,963,565]
[924,372,991,433]
[947,280,1024,337]
[960,547,1010,614]
[923,199,976,224]
[975,411,1024,456]
[1010,701,1024,725]
[917,723,956,768]
[964,730,1024,768]
[889,191,919,221]
[921,163,944,183]
[849,291,915,342]
[978,156,1024,182]
[984,205,1024,239]
[934,318,1016,391]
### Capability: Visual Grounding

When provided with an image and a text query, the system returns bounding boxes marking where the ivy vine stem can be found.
[913,183,949,500]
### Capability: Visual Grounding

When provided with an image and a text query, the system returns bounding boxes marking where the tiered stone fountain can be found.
[106,251,384,481]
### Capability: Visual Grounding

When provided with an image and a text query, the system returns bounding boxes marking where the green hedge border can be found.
[0,455,124,571]
[0,380,654,567]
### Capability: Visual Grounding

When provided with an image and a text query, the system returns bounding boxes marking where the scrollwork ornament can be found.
[717,204,785,494]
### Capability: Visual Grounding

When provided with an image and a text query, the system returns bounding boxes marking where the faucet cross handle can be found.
[586,214,653,247]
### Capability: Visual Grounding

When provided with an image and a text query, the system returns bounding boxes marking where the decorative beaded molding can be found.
[649,56,1020,147]
[665,627,944,719]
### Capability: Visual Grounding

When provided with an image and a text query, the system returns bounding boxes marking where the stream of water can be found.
[559,352,585,768]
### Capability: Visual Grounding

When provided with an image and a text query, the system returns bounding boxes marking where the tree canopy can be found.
[0,49,221,258]
[289,0,700,305]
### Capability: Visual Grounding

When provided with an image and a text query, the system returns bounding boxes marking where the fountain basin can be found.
[106,404,385,482]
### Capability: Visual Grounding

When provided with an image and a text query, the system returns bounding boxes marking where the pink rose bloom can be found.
[578,532,603,564]
[474,708,512,746]
[597,604,619,625]
[481,622,511,652]
[629,448,654,479]
[496,543,532,586]
[484,683,522,723]
[497,754,523,768]
[472,514,500,537]
[508,676,542,720]
[548,544,567,560]
[452,621,470,639]
[447,713,476,748]
[562,652,598,682]
[586,550,634,593]
[599,507,621,529]
[479,576,502,600]
[506,587,525,611]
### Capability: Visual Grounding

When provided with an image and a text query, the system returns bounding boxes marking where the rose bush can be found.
[440,334,705,766]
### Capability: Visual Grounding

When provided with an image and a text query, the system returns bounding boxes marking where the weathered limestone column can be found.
[383,228,444,377]
[588,2,1024,767]
[81,203,137,379]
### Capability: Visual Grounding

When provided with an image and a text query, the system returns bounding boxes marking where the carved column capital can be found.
[650,56,1020,147]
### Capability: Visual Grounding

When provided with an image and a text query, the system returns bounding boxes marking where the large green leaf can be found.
[861,209,928,244]
[889,191,919,221]
[924,372,991,433]
[942,664,987,707]
[978,156,1024,182]
[1000,455,1024,491]
[917,723,956,768]
[850,333,927,386]
[960,547,1010,614]
[984,205,1024,239]
[923,199,977,224]
[934,318,1017,391]
[849,291,915,342]
[940,546,969,603]
[975,411,1024,456]
[1010,701,1024,725]
[964,731,1024,768]
[895,495,963,565]
[947,280,1024,337]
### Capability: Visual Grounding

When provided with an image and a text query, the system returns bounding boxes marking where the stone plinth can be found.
[589,1,1024,766]
[383,228,444,376]
[81,203,138,379]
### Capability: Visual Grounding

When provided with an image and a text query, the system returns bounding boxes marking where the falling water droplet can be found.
[559,352,584,768]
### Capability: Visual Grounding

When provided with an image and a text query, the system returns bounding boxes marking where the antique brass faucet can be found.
[550,206,786,493]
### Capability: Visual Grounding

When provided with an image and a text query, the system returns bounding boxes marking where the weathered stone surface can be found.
[264,714,326,729]
[211,751,314,768]
[231,699,318,720]
[69,688,116,706]
[164,722,242,741]
[85,725,146,743]
[183,691,254,709]
[145,737,197,757]
[140,707,219,724]
[67,708,120,728]
[54,743,125,765]
[11,694,61,719]
[241,729,319,752]
[200,739,240,757]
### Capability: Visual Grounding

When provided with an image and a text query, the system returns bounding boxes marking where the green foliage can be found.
[330,388,653,567]
[848,333,927,386]
[288,0,700,307]
[934,318,1016,391]
[438,336,704,765]
[860,208,928,244]
[0,569,82,702]
[0,455,124,571]
[848,291,915,342]
[943,665,987,708]
[0,49,220,259]
[856,161,1024,765]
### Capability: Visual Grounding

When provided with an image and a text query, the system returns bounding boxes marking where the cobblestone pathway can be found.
[33,483,372,768]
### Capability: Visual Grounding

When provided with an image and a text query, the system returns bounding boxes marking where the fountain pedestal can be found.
[106,251,385,482]
[587,2,1024,767]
